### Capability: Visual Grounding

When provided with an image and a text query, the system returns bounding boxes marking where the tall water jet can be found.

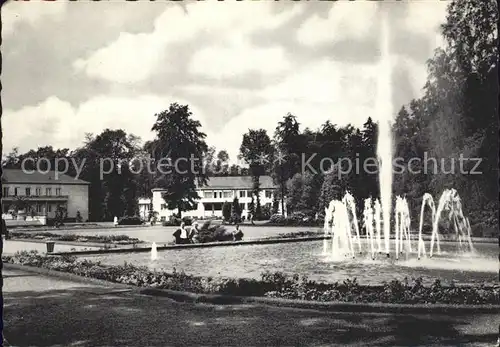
[151,242,158,261]
[417,193,436,259]
[363,198,376,259]
[374,199,382,252]
[376,13,394,256]
[330,200,355,259]
[323,201,334,255]
[342,192,362,254]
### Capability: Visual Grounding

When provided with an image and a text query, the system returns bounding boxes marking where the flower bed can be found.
[10,232,143,245]
[275,231,325,239]
[3,251,499,305]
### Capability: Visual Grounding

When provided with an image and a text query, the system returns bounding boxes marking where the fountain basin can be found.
[83,240,498,286]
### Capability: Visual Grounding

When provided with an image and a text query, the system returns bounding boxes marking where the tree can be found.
[319,166,347,215]
[286,173,303,215]
[392,0,498,229]
[230,197,242,223]
[74,129,139,221]
[214,150,230,176]
[203,146,217,176]
[240,129,273,219]
[222,201,232,222]
[13,196,29,212]
[151,103,208,218]
[248,196,255,223]
[273,113,302,215]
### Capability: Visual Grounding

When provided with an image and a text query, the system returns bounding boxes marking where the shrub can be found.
[118,216,143,226]
[269,214,286,225]
[9,232,142,244]
[162,216,193,227]
[222,202,232,221]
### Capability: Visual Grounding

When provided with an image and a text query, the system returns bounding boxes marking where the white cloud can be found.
[73,32,166,84]
[1,1,67,37]
[75,2,302,83]
[189,37,291,79]
[2,95,208,153]
[405,1,448,50]
[296,2,378,46]
[208,59,380,160]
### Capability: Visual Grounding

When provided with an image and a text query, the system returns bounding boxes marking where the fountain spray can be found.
[376,13,393,257]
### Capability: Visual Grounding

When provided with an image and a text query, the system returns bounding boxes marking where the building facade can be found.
[1,169,90,221]
[151,176,278,221]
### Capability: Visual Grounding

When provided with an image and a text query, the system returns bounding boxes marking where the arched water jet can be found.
[330,200,355,259]
[418,193,436,259]
[429,189,474,257]
[394,196,412,259]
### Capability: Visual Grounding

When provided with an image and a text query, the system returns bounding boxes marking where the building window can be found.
[203,191,213,199]
[223,191,232,199]
[239,190,245,198]
[246,190,252,198]
[47,204,52,212]
[2,187,9,197]
[35,187,41,196]
[203,203,223,211]
[239,203,245,211]
[36,204,42,213]
[14,187,19,196]
[46,188,52,196]
[55,188,62,196]
[265,190,272,199]
[25,188,31,196]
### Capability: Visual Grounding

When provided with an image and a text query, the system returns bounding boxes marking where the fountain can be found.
[151,242,158,261]
[321,16,476,262]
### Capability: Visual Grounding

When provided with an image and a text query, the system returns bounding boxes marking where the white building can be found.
[1,169,90,223]
[151,176,278,221]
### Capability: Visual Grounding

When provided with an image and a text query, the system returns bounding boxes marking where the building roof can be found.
[152,175,276,191]
[1,169,90,185]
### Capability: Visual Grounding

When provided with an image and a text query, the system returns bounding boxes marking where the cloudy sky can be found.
[2,0,447,161]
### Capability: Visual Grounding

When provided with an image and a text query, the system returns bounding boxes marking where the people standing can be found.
[179,222,189,244]
[190,222,200,243]
[232,224,244,241]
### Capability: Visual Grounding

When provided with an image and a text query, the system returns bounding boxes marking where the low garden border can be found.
[4,262,499,314]
[50,236,330,256]
[3,251,499,314]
